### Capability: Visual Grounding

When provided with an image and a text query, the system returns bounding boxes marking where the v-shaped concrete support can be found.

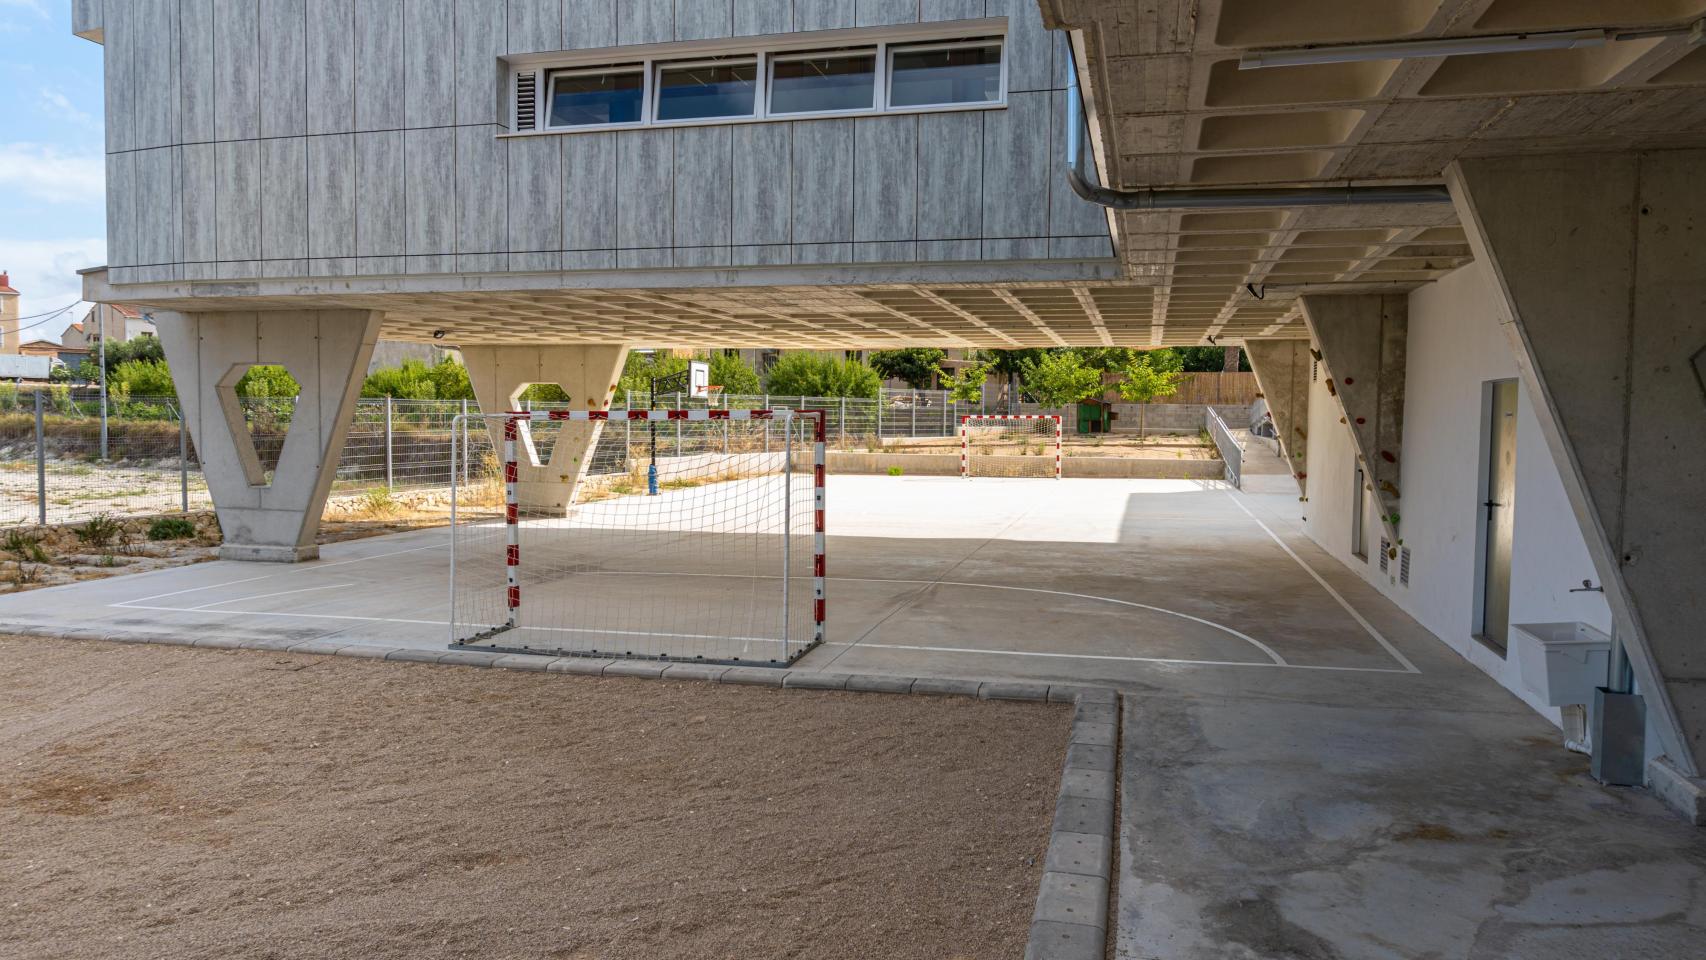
[154,309,384,562]
[1244,338,1311,496]
[461,345,629,514]
[1300,294,1408,554]
[1450,150,1706,778]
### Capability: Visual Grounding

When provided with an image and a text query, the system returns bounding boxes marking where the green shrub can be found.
[236,364,300,399]
[147,516,197,540]
[111,358,178,397]
[76,513,124,548]
[762,352,882,399]
[2,528,49,563]
[887,466,904,477]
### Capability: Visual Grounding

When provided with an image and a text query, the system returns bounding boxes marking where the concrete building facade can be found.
[70,1,1706,811]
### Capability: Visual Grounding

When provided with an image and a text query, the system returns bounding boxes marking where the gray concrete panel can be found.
[983,238,1048,260]
[134,0,180,149]
[1048,91,1111,239]
[987,0,1051,92]
[260,0,307,137]
[856,0,915,27]
[672,125,734,248]
[983,92,1048,239]
[507,135,562,253]
[617,130,674,249]
[1244,338,1310,495]
[456,124,508,257]
[306,0,355,135]
[102,0,135,153]
[403,127,456,256]
[562,132,619,250]
[354,130,405,256]
[853,114,916,242]
[180,0,216,143]
[181,142,218,263]
[621,0,674,45]
[308,133,357,258]
[353,0,402,131]
[135,146,182,268]
[261,136,310,260]
[792,119,854,244]
[1048,236,1113,260]
[793,0,853,33]
[215,139,262,261]
[214,0,260,140]
[918,111,982,240]
[403,0,454,128]
[72,0,103,40]
[734,0,791,36]
[563,0,616,49]
[676,0,732,41]
[104,152,137,268]
[733,123,792,245]
[920,0,982,22]
[454,0,504,125]
[507,0,560,54]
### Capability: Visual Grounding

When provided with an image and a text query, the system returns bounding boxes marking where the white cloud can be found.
[0,237,106,341]
[0,142,104,206]
[0,0,50,20]
[38,87,100,132]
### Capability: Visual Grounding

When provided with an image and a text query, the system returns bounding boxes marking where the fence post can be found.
[839,397,847,446]
[911,396,917,436]
[875,393,882,438]
[384,395,394,491]
[34,390,47,526]
[177,402,190,513]
[461,398,470,488]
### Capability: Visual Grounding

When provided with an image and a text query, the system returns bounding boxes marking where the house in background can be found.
[0,272,18,354]
[62,303,156,353]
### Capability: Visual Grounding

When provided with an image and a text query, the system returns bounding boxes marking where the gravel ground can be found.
[0,637,1067,960]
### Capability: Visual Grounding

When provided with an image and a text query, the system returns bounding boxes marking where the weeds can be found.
[147,516,197,540]
[2,528,49,563]
[357,486,400,517]
[12,562,42,586]
[98,554,120,567]
[887,466,904,476]
[76,512,124,548]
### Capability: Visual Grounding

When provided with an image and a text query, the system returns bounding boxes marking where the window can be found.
[547,67,644,127]
[655,59,758,121]
[769,51,879,115]
[888,41,1002,108]
[513,27,1005,135]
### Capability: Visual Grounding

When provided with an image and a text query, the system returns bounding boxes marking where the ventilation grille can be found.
[1399,546,1412,587]
[515,70,539,131]
[1311,358,1319,382]
[1378,537,1390,574]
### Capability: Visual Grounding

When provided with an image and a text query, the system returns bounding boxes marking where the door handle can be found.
[1484,501,1502,508]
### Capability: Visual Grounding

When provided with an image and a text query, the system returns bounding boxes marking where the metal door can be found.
[1481,380,1518,647]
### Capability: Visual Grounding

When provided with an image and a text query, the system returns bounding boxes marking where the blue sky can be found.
[1,0,105,339]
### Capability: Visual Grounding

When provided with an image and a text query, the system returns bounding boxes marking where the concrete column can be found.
[1243,338,1311,495]
[1300,294,1408,553]
[1449,150,1706,779]
[154,308,384,562]
[460,345,628,514]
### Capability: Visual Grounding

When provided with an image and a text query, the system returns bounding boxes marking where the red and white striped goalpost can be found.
[959,414,1064,479]
[497,407,826,657]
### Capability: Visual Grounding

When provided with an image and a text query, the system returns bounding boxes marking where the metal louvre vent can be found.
[514,70,538,131]
[1311,359,1319,382]
[1399,546,1412,587]
[1378,537,1390,574]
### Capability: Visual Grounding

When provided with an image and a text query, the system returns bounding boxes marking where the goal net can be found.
[449,408,825,666]
[960,415,1063,479]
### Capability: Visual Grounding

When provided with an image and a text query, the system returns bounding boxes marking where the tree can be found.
[235,365,300,399]
[708,351,761,396]
[762,352,882,399]
[360,356,474,400]
[427,356,474,400]
[868,348,946,389]
[1020,351,1105,407]
[110,358,177,398]
[1116,354,1185,440]
[1069,347,1141,371]
[615,350,689,403]
[1167,346,1249,372]
[937,360,991,403]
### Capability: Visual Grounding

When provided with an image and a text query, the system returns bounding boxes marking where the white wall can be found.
[1303,260,1611,722]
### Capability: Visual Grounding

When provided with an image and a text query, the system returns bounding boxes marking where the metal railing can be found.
[1205,406,1243,489]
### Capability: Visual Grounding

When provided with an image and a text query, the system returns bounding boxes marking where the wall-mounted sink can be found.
[1512,621,1611,707]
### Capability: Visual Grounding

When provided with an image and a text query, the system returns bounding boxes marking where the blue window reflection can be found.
[889,45,1002,108]
[656,62,758,121]
[549,71,644,126]
[770,54,877,114]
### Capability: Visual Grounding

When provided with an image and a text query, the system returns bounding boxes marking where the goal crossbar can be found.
[449,408,827,667]
[959,414,1063,479]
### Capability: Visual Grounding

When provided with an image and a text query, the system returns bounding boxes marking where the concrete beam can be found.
[1449,150,1706,778]
[1244,339,1311,496]
[1300,294,1408,552]
[460,345,628,514]
[155,309,383,562]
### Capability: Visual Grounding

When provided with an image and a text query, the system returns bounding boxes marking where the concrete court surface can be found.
[4,475,1705,958]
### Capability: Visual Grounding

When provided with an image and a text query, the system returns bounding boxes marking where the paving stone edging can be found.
[15,625,1118,958]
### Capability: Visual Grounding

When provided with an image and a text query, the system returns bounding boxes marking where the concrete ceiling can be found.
[1042,0,1706,344]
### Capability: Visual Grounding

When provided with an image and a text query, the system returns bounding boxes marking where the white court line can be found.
[187,582,356,611]
[113,538,449,608]
[829,641,1411,673]
[1225,492,1421,674]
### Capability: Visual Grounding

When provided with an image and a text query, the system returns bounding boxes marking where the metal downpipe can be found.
[1063,56,1452,210]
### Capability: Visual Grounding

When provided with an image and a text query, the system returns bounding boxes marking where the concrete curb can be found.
[1024,692,1121,960]
[13,626,1120,956]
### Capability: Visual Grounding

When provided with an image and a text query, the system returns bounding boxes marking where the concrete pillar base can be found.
[1243,338,1311,496]
[1648,757,1706,826]
[155,308,384,563]
[461,344,629,513]
[219,543,321,563]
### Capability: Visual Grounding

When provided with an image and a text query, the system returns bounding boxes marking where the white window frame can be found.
[765,46,882,120]
[542,63,650,131]
[505,19,1008,138]
[884,38,1008,113]
[651,55,762,126]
